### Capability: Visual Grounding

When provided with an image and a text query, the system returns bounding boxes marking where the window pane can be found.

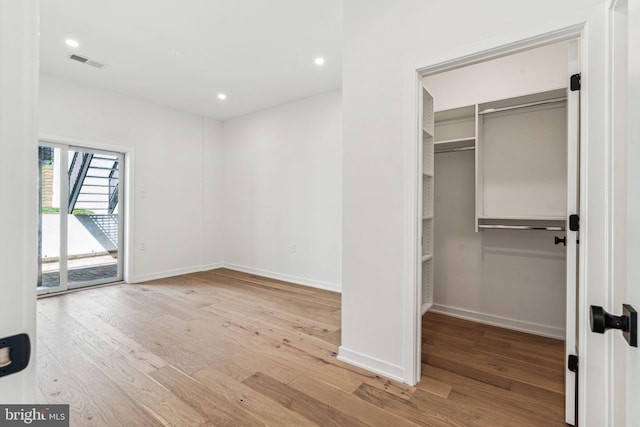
[38,146,61,289]
[67,149,120,286]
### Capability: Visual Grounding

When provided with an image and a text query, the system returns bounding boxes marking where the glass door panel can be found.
[38,143,124,295]
[38,145,64,291]
[67,147,122,288]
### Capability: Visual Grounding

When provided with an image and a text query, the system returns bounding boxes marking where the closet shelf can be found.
[422,215,434,220]
[478,216,565,231]
[477,88,567,115]
[434,105,476,123]
[435,137,475,145]
[479,224,564,231]
[478,215,565,221]
[421,255,433,262]
[434,137,475,153]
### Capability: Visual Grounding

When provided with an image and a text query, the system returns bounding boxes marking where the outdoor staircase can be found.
[68,152,119,214]
[68,152,120,247]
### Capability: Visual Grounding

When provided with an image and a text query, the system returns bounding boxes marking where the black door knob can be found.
[590,304,638,347]
[590,305,625,333]
[554,236,566,246]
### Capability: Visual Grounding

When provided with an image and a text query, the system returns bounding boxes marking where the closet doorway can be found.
[38,142,125,295]
[416,38,581,425]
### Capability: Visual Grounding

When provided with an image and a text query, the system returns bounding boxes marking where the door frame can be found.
[608,0,630,425]
[404,23,587,418]
[37,141,128,295]
[39,134,135,289]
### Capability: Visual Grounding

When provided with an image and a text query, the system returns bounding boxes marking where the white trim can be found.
[60,145,69,292]
[404,24,587,390]
[37,280,123,298]
[133,265,209,283]
[415,24,586,77]
[202,262,224,272]
[123,149,135,284]
[421,302,432,315]
[132,263,339,293]
[222,263,341,293]
[38,133,136,285]
[39,133,135,154]
[200,117,206,271]
[401,67,423,386]
[430,304,566,340]
[337,346,404,383]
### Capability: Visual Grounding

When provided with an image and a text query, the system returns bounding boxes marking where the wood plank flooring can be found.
[36,268,567,426]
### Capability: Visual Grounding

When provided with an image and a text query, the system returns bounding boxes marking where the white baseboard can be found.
[429,304,565,340]
[131,262,341,294]
[337,346,404,383]
[222,263,341,293]
[201,262,224,271]
[133,263,221,283]
[421,302,432,315]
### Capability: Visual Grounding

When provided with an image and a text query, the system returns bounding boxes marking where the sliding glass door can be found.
[38,143,124,295]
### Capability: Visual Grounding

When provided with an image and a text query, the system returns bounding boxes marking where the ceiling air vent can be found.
[68,54,106,69]
[69,54,89,63]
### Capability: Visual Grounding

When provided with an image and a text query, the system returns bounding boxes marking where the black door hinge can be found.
[568,354,579,427]
[569,214,580,232]
[570,73,581,91]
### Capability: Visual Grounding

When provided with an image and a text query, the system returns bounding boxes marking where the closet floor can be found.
[422,312,567,426]
[36,269,567,426]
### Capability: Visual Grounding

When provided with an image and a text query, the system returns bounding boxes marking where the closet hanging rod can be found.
[478,224,565,231]
[478,97,567,115]
[435,146,475,154]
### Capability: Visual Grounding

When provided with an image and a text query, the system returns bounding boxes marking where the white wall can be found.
[39,73,224,282]
[433,151,566,337]
[426,42,568,338]
[425,42,568,111]
[0,0,38,402]
[341,4,609,423]
[39,74,341,291]
[222,90,342,292]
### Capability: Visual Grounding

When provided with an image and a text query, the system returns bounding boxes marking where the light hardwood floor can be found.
[37,268,567,426]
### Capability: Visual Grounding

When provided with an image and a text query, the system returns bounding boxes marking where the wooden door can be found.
[610,0,640,425]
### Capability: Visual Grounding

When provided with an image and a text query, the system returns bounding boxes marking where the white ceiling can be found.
[39,0,343,121]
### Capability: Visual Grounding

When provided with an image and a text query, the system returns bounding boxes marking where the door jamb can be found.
[404,24,586,395]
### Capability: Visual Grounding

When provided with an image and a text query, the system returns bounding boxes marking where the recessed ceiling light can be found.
[65,39,79,48]
[217,93,227,100]
[314,57,325,66]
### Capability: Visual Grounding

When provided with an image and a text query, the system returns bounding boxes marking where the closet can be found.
[420,87,569,329]
[418,40,579,423]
